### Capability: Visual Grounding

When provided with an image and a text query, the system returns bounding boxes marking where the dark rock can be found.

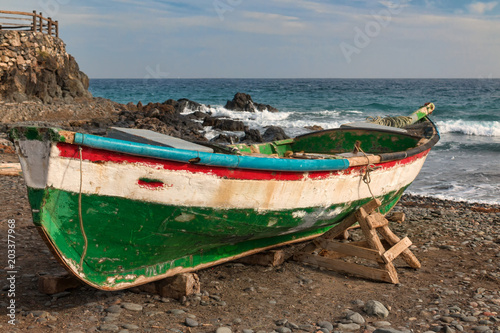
[203,117,246,132]
[262,126,289,142]
[210,134,239,144]
[242,129,263,143]
[177,98,203,112]
[225,92,278,113]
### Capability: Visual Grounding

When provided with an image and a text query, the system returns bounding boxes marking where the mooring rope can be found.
[78,146,88,271]
[366,115,413,128]
[359,146,379,211]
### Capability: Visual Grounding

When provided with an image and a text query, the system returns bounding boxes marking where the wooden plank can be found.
[297,253,398,284]
[387,211,405,223]
[316,239,383,262]
[0,163,22,176]
[379,226,421,269]
[365,212,388,229]
[347,155,382,167]
[382,236,412,263]
[0,10,35,16]
[356,206,399,279]
[355,207,386,254]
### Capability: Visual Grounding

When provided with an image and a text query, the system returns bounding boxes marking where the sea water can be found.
[89,78,500,205]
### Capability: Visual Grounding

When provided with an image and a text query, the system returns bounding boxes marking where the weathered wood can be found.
[355,207,386,255]
[315,239,383,262]
[0,163,22,176]
[138,273,200,300]
[379,226,421,269]
[236,249,285,267]
[38,274,82,294]
[294,199,419,284]
[382,236,412,263]
[296,253,398,284]
[387,211,405,223]
[365,212,388,229]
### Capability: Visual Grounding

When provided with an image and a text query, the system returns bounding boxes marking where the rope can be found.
[366,115,413,128]
[78,146,88,271]
[358,146,379,211]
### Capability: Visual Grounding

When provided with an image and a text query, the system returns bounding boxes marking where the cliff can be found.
[0,30,91,103]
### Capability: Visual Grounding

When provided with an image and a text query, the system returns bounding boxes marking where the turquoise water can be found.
[89,79,500,204]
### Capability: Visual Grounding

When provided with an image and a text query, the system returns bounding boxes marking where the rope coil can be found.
[366,115,413,128]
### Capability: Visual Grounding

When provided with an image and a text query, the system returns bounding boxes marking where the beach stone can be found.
[185,317,198,327]
[337,323,361,331]
[168,309,186,315]
[276,327,291,333]
[121,303,143,311]
[374,321,392,327]
[472,326,492,332]
[103,315,119,322]
[106,305,123,313]
[364,300,390,318]
[318,321,334,331]
[346,311,365,324]
[216,327,232,333]
[298,324,315,332]
[99,324,120,332]
[242,330,254,333]
[373,329,405,333]
[121,324,139,330]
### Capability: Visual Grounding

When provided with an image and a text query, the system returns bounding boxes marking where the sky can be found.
[3,0,500,78]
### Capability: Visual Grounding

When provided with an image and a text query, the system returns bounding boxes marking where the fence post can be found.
[48,18,52,36]
[32,10,37,32]
[39,12,42,32]
[55,21,59,38]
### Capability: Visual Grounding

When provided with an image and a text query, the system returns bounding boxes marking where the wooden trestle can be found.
[294,199,420,284]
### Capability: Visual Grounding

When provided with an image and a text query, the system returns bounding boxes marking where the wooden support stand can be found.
[294,199,420,284]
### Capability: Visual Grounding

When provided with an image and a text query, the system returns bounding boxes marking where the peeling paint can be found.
[175,213,195,222]
[292,210,306,218]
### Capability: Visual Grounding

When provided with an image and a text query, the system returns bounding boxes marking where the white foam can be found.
[436,120,500,137]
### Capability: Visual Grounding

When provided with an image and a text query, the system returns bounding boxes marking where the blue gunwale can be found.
[74,133,350,172]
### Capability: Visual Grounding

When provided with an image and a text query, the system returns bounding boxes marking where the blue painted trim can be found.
[74,133,350,172]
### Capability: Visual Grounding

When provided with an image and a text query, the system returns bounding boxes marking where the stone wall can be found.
[0,30,91,103]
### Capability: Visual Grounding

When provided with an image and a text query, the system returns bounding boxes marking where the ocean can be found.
[89,78,500,205]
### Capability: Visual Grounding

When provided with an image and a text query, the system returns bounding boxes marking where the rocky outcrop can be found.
[262,126,289,142]
[224,92,278,113]
[0,30,91,103]
[113,100,207,141]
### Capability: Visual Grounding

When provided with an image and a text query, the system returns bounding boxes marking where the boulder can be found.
[203,117,246,132]
[242,129,263,143]
[262,126,289,142]
[225,92,278,113]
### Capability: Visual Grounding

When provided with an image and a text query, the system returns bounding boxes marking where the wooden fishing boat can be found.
[10,103,439,290]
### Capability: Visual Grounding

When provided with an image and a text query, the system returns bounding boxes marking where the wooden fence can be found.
[0,10,58,37]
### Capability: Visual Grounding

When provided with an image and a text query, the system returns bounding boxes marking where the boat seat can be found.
[340,122,408,134]
[107,127,214,153]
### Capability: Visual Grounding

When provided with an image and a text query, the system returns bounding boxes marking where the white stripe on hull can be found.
[32,144,428,211]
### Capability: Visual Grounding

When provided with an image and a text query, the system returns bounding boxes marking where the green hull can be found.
[32,186,407,289]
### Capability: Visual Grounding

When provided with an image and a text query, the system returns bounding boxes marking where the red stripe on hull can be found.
[56,143,430,181]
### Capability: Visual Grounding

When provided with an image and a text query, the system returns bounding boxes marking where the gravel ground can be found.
[1,146,499,333]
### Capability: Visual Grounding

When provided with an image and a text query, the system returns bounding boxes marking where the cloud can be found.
[467,1,498,14]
